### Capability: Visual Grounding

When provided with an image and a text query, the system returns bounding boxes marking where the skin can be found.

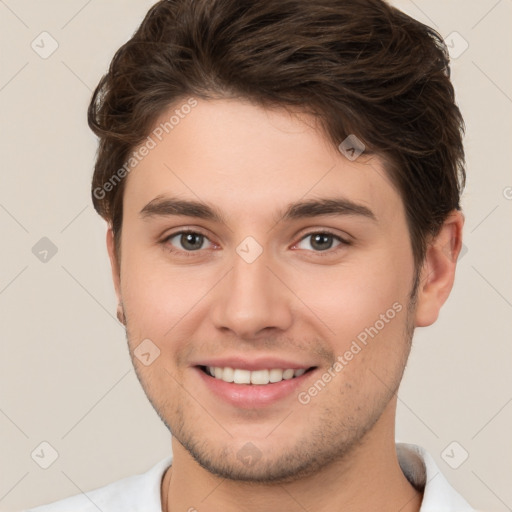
[106,97,464,512]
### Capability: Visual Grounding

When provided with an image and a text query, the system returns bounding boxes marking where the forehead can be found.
[122,98,403,225]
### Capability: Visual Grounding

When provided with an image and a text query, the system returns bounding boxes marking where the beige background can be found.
[0,1,511,511]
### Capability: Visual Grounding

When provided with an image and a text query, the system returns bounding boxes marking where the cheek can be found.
[290,261,411,408]
[120,248,214,342]
[290,255,410,343]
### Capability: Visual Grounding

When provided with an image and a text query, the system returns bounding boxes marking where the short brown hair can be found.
[88,0,465,270]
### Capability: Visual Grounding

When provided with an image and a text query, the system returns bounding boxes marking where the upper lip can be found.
[192,356,316,371]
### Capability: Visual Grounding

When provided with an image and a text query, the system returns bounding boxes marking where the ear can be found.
[106,227,122,304]
[414,210,465,327]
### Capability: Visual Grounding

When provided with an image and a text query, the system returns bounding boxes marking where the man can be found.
[28,0,474,510]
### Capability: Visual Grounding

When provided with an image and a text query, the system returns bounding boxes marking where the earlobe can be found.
[116,302,126,325]
[414,210,464,327]
[106,227,122,305]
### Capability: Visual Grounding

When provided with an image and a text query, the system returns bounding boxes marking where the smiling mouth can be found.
[198,365,316,385]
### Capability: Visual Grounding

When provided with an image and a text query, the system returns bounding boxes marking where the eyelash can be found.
[161,228,351,258]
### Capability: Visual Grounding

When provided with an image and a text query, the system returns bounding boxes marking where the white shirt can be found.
[26,443,475,511]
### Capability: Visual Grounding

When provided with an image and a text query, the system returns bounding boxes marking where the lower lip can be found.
[194,367,315,409]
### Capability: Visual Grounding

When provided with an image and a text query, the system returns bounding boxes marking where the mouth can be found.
[192,357,320,408]
[197,365,316,385]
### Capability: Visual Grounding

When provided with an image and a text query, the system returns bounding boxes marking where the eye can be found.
[294,231,348,252]
[164,230,214,252]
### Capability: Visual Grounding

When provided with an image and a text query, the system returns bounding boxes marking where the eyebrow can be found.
[140,195,226,223]
[282,197,376,222]
[139,195,377,223]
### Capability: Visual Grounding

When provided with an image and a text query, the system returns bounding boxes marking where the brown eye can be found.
[296,232,345,252]
[310,233,335,251]
[165,231,212,252]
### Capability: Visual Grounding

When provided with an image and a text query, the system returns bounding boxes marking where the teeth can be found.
[269,368,284,383]
[282,369,294,380]
[222,367,234,382]
[250,369,269,385]
[233,369,251,384]
[206,366,309,385]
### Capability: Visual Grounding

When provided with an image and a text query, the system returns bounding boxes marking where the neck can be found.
[161,408,422,512]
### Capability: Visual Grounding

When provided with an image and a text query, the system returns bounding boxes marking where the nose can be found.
[210,250,294,340]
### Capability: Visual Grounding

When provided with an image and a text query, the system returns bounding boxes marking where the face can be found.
[111,98,419,482]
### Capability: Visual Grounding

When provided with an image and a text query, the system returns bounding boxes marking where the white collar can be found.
[396,442,474,511]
